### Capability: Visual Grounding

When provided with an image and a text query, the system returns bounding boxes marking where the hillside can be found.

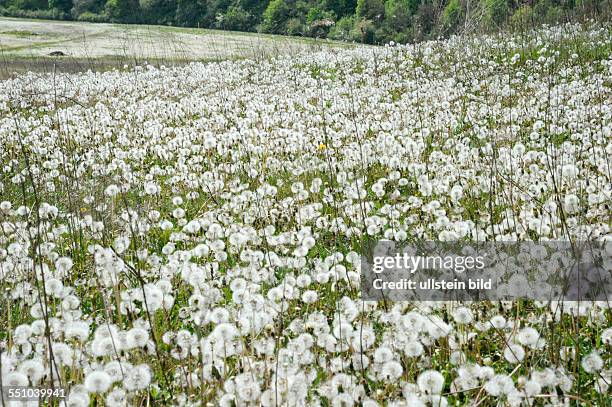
[0,22,610,405]
[0,16,349,77]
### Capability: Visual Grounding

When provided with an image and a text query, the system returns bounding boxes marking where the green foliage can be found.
[306,6,333,23]
[356,0,384,20]
[74,9,105,20]
[1,0,610,44]
[354,17,375,42]
[305,7,335,36]
[262,0,292,33]
[325,0,355,17]
[442,0,464,32]
[509,4,534,29]
[384,0,411,30]
[534,0,565,24]
[285,16,304,34]
[105,0,139,21]
[49,0,71,12]
[220,5,252,31]
[71,0,104,18]
[6,0,47,10]
[483,0,510,26]
[174,0,204,26]
[327,14,355,40]
[137,0,174,24]
[410,1,435,39]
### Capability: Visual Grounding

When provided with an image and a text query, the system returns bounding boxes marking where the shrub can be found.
[261,0,291,34]
[483,0,510,27]
[76,10,107,22]
[442,0,464,33]
[510,5,535,30]
[328,15,355,41]
[221,5,252,32]
[353,17,375,43]
[285,17,304,36]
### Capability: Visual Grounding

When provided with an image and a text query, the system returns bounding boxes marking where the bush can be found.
[442,0,464,33]
[7,0,47,11]
[384,0,411,30]
[305,7,334,24]
[510,5,535,30]
[221,5,252,32]
[353,17,375,43]
[76,10,107,22]
[306,8,336,38]
[285,17,304,36]
[576,0,608,19]
[49,0,72,13]
[328,15,355,41]
[261,0,291,34]
[356,0,385,21]
[307,18,335,38]
[391,30,409,44]
[0,5,70,19]
[483,0,510,27]
[105,0,139,23]
[410,1,435,40]
[72,0,104,19]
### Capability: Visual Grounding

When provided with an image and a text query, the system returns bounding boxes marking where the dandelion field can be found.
[0,22,611,406]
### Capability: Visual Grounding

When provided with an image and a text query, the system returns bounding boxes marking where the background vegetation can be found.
[1,0,610,44]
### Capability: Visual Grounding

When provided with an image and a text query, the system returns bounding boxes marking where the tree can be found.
[49,0,72,12]
[354,16,375,42]
[261,0,292,33]
[221,4,252,30]
[241,0,270,22]
[7,0,47,9]
[201,0,231,26]
[328,14,355,39]
[325,0,356,17]
[534,0,565,24]
[105,0,138,21]
[411,0,435,39]
[355,0,384,20]
[306,7,335,36]
[483,0,510,26]
[71,0,105,17]
[138,0,175,23]
[510,4,535,29]
[384,0,412,31]
[174,0,205,26]
[442,0,464,32]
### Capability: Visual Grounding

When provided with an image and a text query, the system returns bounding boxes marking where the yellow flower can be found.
[318,143,326,150]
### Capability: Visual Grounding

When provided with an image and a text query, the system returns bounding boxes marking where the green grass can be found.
[1,29,39,37]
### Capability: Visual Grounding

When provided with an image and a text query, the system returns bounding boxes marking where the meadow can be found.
[0,17,348,78]
[0,20,610,406]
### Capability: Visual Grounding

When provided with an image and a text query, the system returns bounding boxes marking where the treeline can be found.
[1,0,609,43]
